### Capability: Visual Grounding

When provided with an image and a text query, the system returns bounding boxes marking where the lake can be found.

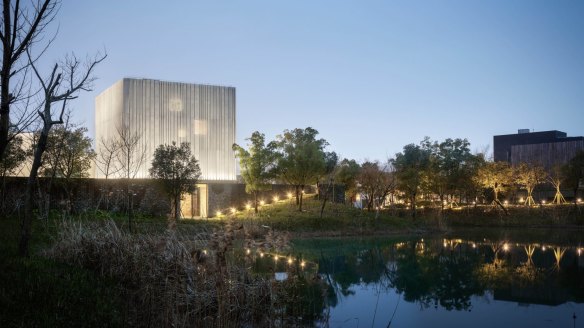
[251,228,584,327]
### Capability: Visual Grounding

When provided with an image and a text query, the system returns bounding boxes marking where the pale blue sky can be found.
[37,0,584,161]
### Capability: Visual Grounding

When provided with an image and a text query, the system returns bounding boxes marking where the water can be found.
[259,229,584,327]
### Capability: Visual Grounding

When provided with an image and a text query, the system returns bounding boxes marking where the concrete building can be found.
[494,130,584,171]
[95,78,237,217]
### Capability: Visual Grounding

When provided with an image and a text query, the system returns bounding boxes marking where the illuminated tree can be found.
[358,160,395,212]
[515,162,546,206]
[232,131,277,213]
[548,164,566,205]
[273,127,327,211]
[150,142,201,223]
[475,161,513,212]
[392,142,431,218]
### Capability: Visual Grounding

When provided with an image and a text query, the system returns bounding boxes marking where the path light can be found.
[273,196,279,202]
[260,200,265,206]
[230,207,236,214]
[246,249,250,255]
[287,192,293,199]
[287,257,293,265]
[542,200,546,205]
[503,243,509,251]
[542,246,546,251]
[519,197,524,203]
[273,255,278,262]
[245,203,251,210]
[259,252,264,258]
[504,200,509,205]
[472,243,476,249]
[216,211,222,217]
[578,198,582,203]
[578,248,581,256]
[301,261,306,268]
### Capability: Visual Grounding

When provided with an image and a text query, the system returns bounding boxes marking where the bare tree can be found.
[20,51,105,257]
[115,125,146,232]
[0,0,59,160]
[95,135,120,179]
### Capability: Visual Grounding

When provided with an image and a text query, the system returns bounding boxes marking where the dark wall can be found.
[493,130,568,162]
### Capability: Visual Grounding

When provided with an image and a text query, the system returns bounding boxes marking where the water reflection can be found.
[285,230,584,327]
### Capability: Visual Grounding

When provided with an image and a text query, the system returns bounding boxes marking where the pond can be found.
[251,229,584,327]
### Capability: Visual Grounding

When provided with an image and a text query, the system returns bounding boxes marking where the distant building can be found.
[493,130,584,170]
[95,78,237,217]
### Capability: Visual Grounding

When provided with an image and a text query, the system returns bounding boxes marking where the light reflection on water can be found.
[280,229,584,328]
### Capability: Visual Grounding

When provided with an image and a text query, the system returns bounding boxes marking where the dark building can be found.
[494,130,584,171]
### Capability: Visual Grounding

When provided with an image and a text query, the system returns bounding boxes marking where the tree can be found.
[94,135,120,179]
[150,142,201,224]
[273,127,327,211]
[392,143,431,218]
[548,164,566,205]
[358,160,395,212]
[318,151,338,219]
[0,0,58,160]
[562,151,584,205]
[20,51,105,257]
[232,131,277,213]
[40,122,94,210]
[515,162,546,206]
[335,158,360,204]
[475,161,513,212]
[0,130,26,177]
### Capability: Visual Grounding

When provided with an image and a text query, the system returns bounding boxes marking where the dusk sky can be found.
[36,0,584,162]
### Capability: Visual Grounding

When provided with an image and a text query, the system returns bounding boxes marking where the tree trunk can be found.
[254,191,258,213]
[299,185,304,211]
[20,125,50,257]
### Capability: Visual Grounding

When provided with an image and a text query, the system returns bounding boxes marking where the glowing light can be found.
[260,200,265,206]
[246,249,250,255]
[519,197,524,203]
[216,211,222,217]
[287,192,293,199]
[472,243,476,249]
[503,244,509,251]
[542,200,546,204]
[287,257,293,265]
[273,196,279,202]
[273,255,278,261]
[542,246,546,251]
[203,250,208,255]
[504,200,508,205]
[578,198,582,203]
[260,252,264,258]
[230,207,236,214]
[578,249,582,256]
[443,242,448,248]
[245,203,251,210]
[472,201,476,205]
[301,190,305,194]
[301,261,306,267]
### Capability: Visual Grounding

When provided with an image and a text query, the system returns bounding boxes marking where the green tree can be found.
[273,127,327,211]
[358,161,395,212]
[232,131,277,213]
[392,143,431,218]
[39,123,95,212]
[515,162,546,206]
[150,142,201,224]
[562,151,584,205]
[335,158,361,203]
[0,132,27,178]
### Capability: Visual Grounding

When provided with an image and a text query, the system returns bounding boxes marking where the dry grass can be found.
[45,219,305,327]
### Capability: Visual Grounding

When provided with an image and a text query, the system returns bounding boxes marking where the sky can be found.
[34,0,584,162]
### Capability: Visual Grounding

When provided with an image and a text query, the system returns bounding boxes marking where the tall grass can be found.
[45,219,317,327]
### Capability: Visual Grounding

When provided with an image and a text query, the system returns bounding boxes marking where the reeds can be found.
[45,219,295,327]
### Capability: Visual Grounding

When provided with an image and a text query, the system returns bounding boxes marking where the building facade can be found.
[494,130,584,170]
[95,78,237,217]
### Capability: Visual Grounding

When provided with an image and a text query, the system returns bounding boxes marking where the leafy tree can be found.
[358,160,395,212]
[335,158,361,203]
[150,142,201,223]
[273,127,327,211]
[392,143,431,218]
[232,131,277,213]
[0,132,27,178]
[562,151,584,205]
[514,162,546,206]
[475,161,513,212]
[318,151,338,219]
[41,125,95,179]
[39,123,95,212]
